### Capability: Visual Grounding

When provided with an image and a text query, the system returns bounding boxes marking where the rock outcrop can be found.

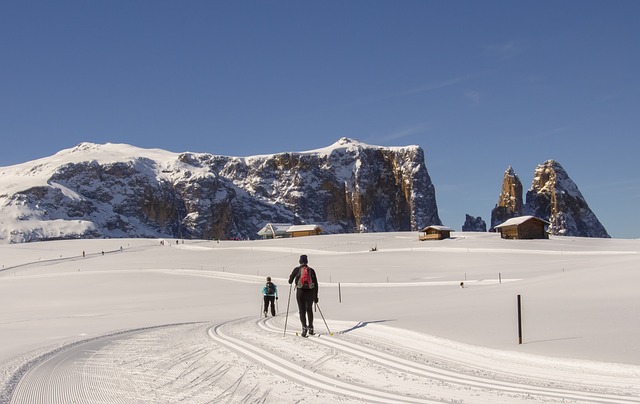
[0,138,441,243]
[490,166,523,231]
[524,160,609,237]
[490,161,609,238]
[462,214,486,232]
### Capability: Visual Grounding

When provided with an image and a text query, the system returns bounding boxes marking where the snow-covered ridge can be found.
[0,142,201,196]
[2,138,417,176]
[0,139,440,243]
[241,137,419,162]
[301,137,419,156]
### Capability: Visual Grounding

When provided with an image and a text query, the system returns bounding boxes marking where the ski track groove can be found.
[250,316,637,404]
[258,318,637,403]
[209,319,443,404]
[5,318,639,403]
[306,348,339,372]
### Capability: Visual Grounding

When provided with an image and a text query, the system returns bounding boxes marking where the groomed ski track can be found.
[6,317,639,404]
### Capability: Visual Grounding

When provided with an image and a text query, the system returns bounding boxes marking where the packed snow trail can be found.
[218,317,639,403]
[209,320,438,403]
[6,318,639,403]
[271,320,639,403]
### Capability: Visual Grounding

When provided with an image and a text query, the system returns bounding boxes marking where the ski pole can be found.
[283,283,292,336]
[315,302,333,335]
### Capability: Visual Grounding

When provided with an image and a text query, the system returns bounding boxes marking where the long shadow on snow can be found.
[338,320,393,334]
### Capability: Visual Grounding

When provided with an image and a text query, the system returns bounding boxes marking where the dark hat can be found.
[266,276,271,282]
[299,254,308,264]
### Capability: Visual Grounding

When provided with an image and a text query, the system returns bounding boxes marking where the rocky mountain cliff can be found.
[462,214,486,232]
[490,166,523,231]
[490,161,609,238]
[524,160,609,238]
[0,138,441,243]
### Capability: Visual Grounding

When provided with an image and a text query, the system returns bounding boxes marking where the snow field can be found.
[5,318,639,403]
[1,232,640,403]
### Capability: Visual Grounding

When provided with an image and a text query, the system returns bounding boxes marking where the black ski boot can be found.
[308,326,315,336]
[301,327,308,338]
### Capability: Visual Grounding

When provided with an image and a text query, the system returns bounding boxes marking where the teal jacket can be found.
[262,282,278,297]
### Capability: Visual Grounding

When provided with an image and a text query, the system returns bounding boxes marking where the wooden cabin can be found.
[419,225,454,241]
[494,216,549,239]
[257,223,293,239]
[287,224,322,238]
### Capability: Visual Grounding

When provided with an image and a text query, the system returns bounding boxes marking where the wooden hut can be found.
[257,223,293,239]
[494,216,549,239]
[419,225,454,241]
[286,224,323,238]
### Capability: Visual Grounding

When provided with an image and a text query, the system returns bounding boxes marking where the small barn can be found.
[286,224,323,238]
[494,216,549,240]
[257,223,293,239]
[419,225,454,241]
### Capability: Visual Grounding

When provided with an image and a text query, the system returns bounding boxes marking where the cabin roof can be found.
[257,223,293,236]
[494,216,549,228]
[287,224,321,232]
[420,225,454,232]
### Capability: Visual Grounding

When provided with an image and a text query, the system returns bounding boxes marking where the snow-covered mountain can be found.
[490,161,609,237]
[0,138,441,243]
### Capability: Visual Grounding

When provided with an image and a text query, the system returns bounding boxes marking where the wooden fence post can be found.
[517,294,523,344]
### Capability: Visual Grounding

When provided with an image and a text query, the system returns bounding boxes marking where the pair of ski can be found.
[295,330,321,338]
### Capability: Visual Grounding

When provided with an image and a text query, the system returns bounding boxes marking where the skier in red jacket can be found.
[288,254,319,337]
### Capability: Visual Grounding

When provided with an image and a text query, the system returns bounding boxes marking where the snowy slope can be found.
[0,143,206,242]
[0,139,440,243]
[1,232,639,403]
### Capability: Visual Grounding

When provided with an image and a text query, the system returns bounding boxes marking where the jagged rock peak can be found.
[528,160,579,196]
[524,160,609,238]
[462,214,486,232]
[490,166,523,230]
[499,166,523,208]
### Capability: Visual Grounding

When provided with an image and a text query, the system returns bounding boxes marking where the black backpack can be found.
[265,282,275,295]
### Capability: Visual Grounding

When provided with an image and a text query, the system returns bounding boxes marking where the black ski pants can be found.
[296,288,315,329]
[263,295,276,316]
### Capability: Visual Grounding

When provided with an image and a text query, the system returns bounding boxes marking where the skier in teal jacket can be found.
[262,277,278,317]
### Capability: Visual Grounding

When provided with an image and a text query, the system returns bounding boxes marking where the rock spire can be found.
[490,166,523,231]
[490,161,609,238]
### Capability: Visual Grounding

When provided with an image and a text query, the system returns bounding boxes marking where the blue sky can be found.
[1,1,638,238]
